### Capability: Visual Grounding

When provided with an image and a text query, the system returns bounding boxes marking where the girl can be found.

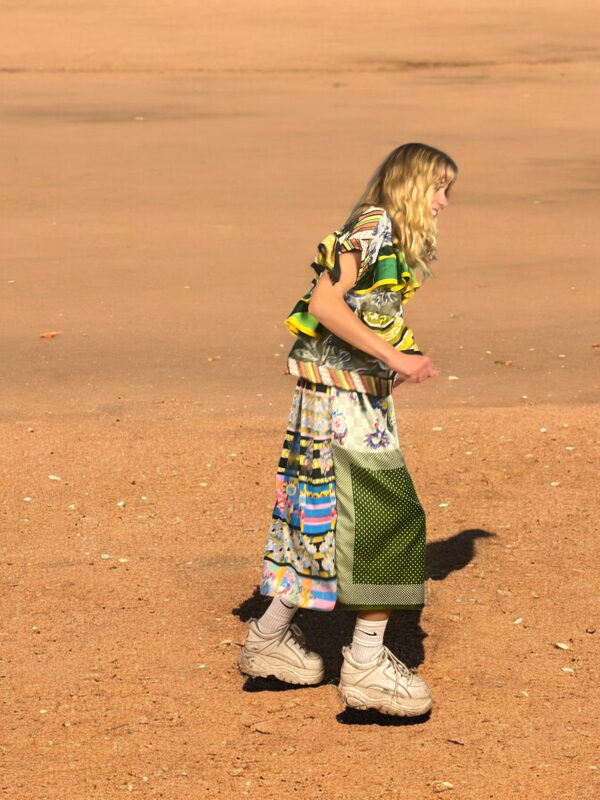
[240,143,458,716]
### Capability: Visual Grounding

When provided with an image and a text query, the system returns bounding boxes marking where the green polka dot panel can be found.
[350,463,426,586]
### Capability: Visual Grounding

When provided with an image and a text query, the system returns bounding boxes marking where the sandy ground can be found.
[1,2,599,798]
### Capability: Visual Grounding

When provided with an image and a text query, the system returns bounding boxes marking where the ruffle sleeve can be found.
[284,207,420,339]
[338,207,388,281]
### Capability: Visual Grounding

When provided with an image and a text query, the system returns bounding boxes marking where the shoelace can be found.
[379,647,414,685]
[287,623,312,656]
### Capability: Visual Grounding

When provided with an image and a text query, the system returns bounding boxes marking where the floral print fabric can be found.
[260,380,404,611]
[284,207,421,396]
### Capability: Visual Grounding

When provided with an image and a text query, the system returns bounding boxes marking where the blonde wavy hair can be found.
[348,143,458,279]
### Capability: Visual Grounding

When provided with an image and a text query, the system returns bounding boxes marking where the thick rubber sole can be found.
[338,685,433,717]
[239,652,324,686]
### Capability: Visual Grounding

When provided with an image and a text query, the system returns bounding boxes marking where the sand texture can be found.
[1,2,599,798]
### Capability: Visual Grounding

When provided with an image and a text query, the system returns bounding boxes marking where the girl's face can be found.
[431,181,450,216]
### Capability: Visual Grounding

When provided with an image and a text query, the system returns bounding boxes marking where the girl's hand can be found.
[389,353,438,384]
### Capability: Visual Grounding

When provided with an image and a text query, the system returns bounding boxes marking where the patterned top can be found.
[285,207,421,396]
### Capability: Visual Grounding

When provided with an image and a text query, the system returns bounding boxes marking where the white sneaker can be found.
[239,619,325,685]
[338,646,432,716]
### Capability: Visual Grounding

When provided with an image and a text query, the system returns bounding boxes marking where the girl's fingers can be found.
[393,357,438,385]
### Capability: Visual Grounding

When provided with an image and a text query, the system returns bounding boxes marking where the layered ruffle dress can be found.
[260,207,427,611]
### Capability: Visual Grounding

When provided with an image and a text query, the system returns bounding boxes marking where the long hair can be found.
[348,143,458,278]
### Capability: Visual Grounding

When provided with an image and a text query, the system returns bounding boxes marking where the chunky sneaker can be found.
[338,646,432,716]
[239,619,325,685]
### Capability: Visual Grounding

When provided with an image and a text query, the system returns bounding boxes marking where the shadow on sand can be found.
[232,528,494,725]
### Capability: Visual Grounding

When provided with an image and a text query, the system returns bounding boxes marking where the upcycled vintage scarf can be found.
[285,207,421,396]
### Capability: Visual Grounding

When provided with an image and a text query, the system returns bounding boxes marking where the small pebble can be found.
[439,503,449,508]
[565,446,575,451]
[540,427,547,433]
[197,663,206,669]
[447,375,459,381]
[520,690,529,697]
[521,395,528,399]
[464,450,472,455]
[554,642,569,650]
[100,554,111,560]
[23,496,32,502]
[550,481,560,487]
[513,617,523,624]
[48,475,61,481]
[40,709,48,714]
[141,495,148,501]
[561,667,574,673]
[118,557,129,563]
[116,500,126,508]
[67,504,77,510]
[432,426,443,431]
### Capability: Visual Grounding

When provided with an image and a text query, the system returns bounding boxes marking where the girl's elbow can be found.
[308,295,323,319]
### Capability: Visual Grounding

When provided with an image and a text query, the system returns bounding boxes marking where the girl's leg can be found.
[256,595,298,634]
[358,610,392,622]
[350,610,391,663]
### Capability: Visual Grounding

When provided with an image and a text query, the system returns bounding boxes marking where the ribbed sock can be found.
[350,617,389,664]
[256,595,298,635]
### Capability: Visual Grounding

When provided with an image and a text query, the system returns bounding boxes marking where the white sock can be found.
[350,617,388,663]
[256,595,298,635]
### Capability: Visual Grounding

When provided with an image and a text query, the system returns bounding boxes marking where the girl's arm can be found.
[308,251,437,384]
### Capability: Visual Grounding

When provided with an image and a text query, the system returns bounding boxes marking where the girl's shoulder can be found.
[341,206,390,236]
[338,206,393,257]
[309,208,392,285]
[333,207,394,285]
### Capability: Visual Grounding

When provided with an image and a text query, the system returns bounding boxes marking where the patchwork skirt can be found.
[260,380,426,611]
